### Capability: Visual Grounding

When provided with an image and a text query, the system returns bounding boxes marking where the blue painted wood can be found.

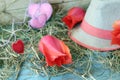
[8,52,120,80]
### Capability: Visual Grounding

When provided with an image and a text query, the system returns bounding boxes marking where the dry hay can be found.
[0,7,120,80]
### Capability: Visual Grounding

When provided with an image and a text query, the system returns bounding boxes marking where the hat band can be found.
[80,20,112,40]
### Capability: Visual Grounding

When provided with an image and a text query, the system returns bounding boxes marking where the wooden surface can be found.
[0,0,91,24]
[58,0,91,10]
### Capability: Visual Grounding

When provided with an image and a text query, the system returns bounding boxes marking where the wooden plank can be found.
[53,0,91,11]
[0,0,91,24]
[48,0,73,3]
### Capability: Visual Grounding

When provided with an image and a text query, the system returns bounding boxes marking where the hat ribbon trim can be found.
[80,20,112,40]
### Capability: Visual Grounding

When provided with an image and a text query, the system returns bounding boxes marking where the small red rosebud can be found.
[12,40,24,54]
[62,7,85,29]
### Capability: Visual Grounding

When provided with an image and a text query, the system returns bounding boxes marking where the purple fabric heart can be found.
[28,3,53,29]
[39,3,53,20]
[29,14,47,29]
[28,3,40,18]
[28,3,53,20]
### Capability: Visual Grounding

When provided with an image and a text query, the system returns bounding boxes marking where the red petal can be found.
[67,7,85,15]
[111,31,120,45]
[12,40,24,54]
[116,34,120,39]
[62,7,85,29]
[54,56,65,66]
[60,41,72,64]
[112,30,120,36]
[38,35,72,66]
[62,16,74,29]
[113,20,120,30]
[111,36,120,45]
[67,7,85,21]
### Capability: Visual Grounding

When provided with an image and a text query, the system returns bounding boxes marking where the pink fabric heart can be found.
[39,3,53,20]
[28,3,53,20]
[29,14,47,29]
[28,3,53,29]
[28,3,40,18]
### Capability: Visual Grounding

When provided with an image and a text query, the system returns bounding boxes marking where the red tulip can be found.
[113,20,120,30]
[111,20,120,45]
[62,7,85,29]
[12,40,24,54]
[38,35,72,67]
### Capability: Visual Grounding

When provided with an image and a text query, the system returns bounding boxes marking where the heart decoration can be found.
[39,3,53,20]
[28,3,40,18]
[29,14,47,29]
[28,3,53,29]
[12,40,24,54]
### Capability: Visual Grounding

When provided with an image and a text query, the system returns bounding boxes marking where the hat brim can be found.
[69,26,120,51]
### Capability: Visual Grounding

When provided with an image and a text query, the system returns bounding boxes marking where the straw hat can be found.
[69,0,120,51]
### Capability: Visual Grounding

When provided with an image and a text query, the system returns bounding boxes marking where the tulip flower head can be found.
[62,7,85,29]
[38,35,72,67]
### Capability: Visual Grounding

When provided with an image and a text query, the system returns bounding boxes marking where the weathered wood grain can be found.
[0,0,91,24]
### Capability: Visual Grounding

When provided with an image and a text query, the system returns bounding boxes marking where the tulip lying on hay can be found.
[39,35,72,67]
[0,2,120,80]
[0,8,88,80]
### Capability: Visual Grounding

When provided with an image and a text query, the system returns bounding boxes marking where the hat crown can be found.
[85,0,120,30]
[70,0,120,51]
